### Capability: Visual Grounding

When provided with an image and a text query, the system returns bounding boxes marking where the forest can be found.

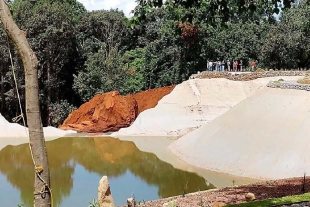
[0,0,310,127]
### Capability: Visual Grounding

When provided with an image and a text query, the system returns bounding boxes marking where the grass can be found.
[227,193,310,207]
[297,78,310,84]
[297,73,310,84]
[272,80,282,86]
[255,68,266,73]
[88,199,99,207]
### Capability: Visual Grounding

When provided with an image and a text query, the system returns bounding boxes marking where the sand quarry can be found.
[2,73,309,181]
[58,74,310,180]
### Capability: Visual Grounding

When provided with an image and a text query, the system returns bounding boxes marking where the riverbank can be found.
[120,177,310,207]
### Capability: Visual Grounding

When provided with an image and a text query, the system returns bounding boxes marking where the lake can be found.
[0,137,213,207]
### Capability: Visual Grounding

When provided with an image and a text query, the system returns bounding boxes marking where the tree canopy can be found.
[0,0,309,127]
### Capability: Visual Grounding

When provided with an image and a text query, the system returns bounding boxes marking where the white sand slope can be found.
[169,87,310,179]
[112,76,301,137]
[0,114,76,138]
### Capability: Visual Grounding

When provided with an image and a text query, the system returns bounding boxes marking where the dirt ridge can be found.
[121,177,310,207]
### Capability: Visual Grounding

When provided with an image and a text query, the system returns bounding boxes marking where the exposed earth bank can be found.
[60,86,174,133]
[121,177,310,207]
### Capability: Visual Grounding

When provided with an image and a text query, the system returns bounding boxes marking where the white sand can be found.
[169,87,310,179]
[0,114,76,139]
[112,76,301,137]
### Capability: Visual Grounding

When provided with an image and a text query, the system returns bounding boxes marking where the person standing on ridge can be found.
[233,60,238,72]
[208,60,213,71]
[251,60,257,71]
[216,61,220,72]
[227,60,231,71]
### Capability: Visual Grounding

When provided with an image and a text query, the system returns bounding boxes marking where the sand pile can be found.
[60,86,174,133]
[112,76,300,137]
[169,87,310,179]
[0,114,75,138]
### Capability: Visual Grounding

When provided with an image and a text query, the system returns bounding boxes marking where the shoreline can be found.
[118,176,310,207]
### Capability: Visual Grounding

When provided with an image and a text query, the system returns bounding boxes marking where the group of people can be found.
[207,60,257,72]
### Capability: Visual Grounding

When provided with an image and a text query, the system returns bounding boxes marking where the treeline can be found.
[0,0,310,126]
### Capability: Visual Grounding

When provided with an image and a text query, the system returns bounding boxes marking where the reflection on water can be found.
[0,137,213,206]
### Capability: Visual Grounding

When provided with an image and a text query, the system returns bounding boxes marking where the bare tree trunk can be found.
[0,1,51,206]
[47,55,51,126]
[1,69,4,113]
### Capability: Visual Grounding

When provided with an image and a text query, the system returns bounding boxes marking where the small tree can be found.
[0,0,51,206]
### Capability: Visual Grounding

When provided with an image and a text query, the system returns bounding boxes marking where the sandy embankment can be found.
[0,114,75,150]
[169,86,310,179]
[112,76,301,137]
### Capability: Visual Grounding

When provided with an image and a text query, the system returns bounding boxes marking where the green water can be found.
[0,137,213,206]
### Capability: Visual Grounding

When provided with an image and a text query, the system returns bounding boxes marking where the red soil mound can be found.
[60,86,174,133]
[60,91,138,133]
[127,86,175,114]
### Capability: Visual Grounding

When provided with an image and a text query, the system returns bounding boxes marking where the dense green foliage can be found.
[0,0,309,126]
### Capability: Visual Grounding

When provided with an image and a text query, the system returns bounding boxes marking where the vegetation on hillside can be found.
[227,192,310,207]
[1,0,310,126]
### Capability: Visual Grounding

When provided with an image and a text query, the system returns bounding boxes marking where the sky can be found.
[77,0,137,17]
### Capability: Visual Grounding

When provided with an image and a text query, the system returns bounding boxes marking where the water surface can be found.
[0,137,212,206]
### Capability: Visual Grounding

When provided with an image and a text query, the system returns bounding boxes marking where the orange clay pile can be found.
[59,86,174,133]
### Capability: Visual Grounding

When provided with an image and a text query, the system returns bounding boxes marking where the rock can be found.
[98,176,114,207]
[127,197,136,207]
[196,70,307,82]
[245,192,256,201]
[212,202,226,207]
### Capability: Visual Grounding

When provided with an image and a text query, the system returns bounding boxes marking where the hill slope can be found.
[169,87,310,179]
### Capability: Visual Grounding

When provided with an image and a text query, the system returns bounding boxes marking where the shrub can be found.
[297,78,310,84]
[255,68,266,73]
